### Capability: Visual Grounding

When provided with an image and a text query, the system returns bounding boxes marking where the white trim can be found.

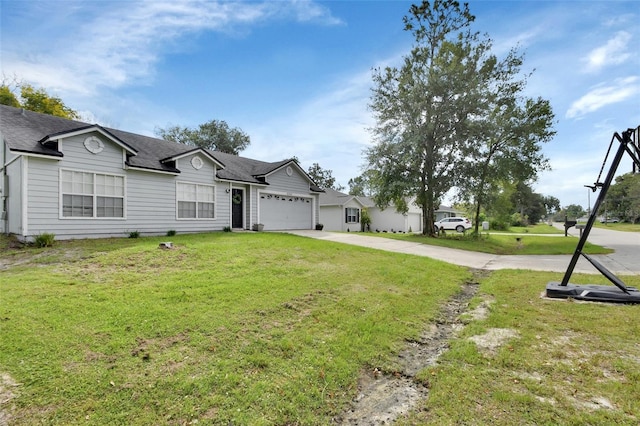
[125,165,179,176]
[216,178,268,187]
[83,136,104,154]
[58,168,127,220]
[231,186,246,229]
[2,154,21,171]
[257,189,315,228]
[175,180,217,221]
[21,156,28,237]
[164,149,224,168]
[41,127,137,155]
[8,150,62,161]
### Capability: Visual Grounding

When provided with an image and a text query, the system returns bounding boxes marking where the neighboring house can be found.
[0,105,323,241]
[434,205,464,221]
[318,188,364,232]
[359,196,423,234]
[319,188,464,233]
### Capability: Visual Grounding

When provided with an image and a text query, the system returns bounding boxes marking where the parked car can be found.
[600,217,619,223]
[435,217,472,233]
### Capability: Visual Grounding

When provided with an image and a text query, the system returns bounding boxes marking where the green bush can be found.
[223,226,232,232]
[510,212,527,227]
[489,220,508,231]
[128,231,140,239]
[33,233,55,247]
[166,230,177,237]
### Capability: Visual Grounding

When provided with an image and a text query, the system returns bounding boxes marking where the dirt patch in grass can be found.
[0,372,20,425]
[336,279,480,425]
[468,328,519,355]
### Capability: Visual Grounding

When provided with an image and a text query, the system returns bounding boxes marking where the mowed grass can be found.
[0,232,471,425]
[401,271,640,425]
[594,222,640,232]
[376,232,612,255]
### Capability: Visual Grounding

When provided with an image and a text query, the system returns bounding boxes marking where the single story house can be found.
[317,188,365,232]
[0,105,323,241]
[319,188,463,233]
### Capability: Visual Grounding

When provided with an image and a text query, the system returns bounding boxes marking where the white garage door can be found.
[259,193,313,230]
[408,213,422,233]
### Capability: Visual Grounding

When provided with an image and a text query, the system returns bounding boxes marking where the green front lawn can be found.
[1,233,637,425]
[402,270,640,426]
[0,232,469,425]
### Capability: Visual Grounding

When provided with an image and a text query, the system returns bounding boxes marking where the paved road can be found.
[288,226,639,276]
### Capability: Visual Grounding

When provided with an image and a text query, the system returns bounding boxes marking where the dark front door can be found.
[231,188,243,228]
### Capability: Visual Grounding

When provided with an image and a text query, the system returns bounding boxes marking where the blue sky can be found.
[1,0,638,209]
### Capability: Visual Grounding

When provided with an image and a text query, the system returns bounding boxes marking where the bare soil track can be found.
[335,273,483,425]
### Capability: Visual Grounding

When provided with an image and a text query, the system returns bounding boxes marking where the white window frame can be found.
[59,169,126,220]
[176,181,216,220]
[346,207,359,224]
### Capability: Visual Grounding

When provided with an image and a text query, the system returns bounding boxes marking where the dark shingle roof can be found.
[319,188,363,206]
[0,104,320,189]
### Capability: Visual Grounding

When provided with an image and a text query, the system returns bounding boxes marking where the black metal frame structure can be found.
[546,127,640,303]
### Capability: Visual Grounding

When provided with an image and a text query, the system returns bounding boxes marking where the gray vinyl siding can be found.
[266,167,311,194]
[5,156,23,235]
[23,135,231,240]
[263,167,320,228]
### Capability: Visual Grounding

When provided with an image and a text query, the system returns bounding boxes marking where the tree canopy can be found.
[603,172,640,223]
[365,0,555,235]
[155,119,251,155]
[0,82,79,119]
[307,163,345,191]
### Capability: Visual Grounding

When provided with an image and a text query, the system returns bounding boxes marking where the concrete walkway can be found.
[287,229,639,275]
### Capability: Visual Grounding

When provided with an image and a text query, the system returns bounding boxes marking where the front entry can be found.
[231,188,244,229]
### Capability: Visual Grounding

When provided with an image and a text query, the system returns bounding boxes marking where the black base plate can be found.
[546,282,640,304]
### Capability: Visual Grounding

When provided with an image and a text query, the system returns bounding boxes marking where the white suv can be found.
[435,217,472,233]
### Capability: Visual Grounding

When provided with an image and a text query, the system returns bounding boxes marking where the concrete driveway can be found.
[288,227,639,276]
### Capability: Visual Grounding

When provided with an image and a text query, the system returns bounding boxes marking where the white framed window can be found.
[345,207,360,223]
[60,169,125,218]
[177,182,215,219]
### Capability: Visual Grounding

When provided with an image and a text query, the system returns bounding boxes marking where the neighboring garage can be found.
[407,212,422,233]
[259,193,313,230]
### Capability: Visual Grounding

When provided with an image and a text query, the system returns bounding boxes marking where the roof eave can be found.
[39,125,138,156]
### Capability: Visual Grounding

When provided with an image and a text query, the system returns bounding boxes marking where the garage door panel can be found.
[260,194,312,230]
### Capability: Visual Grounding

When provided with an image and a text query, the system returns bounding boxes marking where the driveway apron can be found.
[287,229,638,276]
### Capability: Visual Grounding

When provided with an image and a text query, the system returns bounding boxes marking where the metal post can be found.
[560,131,630,286]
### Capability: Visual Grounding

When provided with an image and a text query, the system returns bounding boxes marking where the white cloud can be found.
[566,76,640,119]
[244,68,374,186]
[1,1,342,96]
[583,31,632,73]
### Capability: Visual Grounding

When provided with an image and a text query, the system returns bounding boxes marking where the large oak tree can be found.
[365,0,554,235]
[156,119,250,155]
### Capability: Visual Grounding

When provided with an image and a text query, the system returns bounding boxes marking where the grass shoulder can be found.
[592,222,640,232]
[371,230,611,255]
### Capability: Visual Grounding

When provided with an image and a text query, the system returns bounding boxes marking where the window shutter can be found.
[345,208,348,223]
[357,209,360,223]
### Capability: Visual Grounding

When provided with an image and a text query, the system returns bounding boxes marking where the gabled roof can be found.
[41,125,138,155]
[160,147,225,169]
[0,104,320,187]
[319,188,365,207]
[318,186,462,213]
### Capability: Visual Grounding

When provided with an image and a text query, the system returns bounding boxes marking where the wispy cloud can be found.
[582,31,632,73]
[1,1,342,95]
[566,76,640,119]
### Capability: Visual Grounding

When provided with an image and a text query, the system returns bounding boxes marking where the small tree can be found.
[307,163,345,191]
[360,207,372,232]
